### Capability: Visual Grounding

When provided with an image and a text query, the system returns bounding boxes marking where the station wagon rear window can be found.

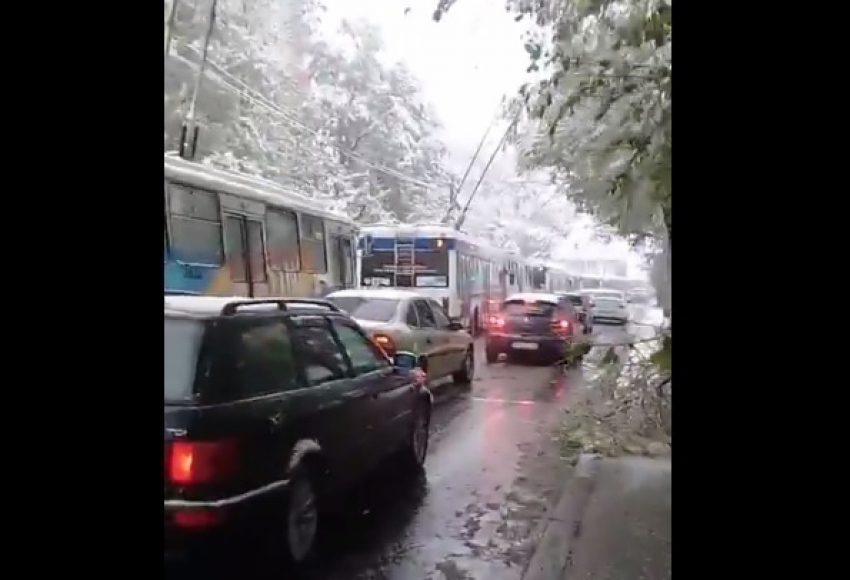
[164,317,204,401]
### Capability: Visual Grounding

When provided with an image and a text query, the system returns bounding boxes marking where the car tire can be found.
[485,346,499,364]
[278,463,321,568]
[452,348,475,384]
[399,405,430,471]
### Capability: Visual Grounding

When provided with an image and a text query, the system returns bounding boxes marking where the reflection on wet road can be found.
[169,326,634,580]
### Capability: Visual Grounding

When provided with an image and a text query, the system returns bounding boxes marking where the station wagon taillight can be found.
[166,439,239,486]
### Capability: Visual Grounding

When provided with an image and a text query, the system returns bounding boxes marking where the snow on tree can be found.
[164,0,455,225]
[301,17,455,223]
[459,152,580,258]
[164,0,309,170]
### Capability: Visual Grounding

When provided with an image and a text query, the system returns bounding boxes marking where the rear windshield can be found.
[563,295,584,305]
[595,297,622,306]
[164,317,204,401]
[326,296,399,322]
[503,300,557,317]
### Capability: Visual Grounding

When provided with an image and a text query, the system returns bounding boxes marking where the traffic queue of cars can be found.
[163,286,628,568]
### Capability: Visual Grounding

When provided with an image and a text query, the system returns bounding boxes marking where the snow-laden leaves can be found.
[513,0,672,244]
[299,19,454,223]
[561,325,671,459]
[164,0,455,223]
[461,170,580,258]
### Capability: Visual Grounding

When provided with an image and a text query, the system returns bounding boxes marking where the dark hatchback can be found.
[484,293,579,364]
[164,296,432,567]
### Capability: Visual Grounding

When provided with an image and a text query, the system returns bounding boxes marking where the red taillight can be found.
[173,509,223,529]
[373,333,396,355]
[167,439,239,486]
[553,319,572,335]
[489,316,505,328]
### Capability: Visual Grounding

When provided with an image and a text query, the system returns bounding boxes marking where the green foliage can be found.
[562,340,592,366]
[649,333,671,373]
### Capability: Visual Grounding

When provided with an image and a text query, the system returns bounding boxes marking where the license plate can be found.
[512,341,538,350]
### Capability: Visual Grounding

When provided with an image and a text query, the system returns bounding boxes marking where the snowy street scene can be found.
[164,1,671,579]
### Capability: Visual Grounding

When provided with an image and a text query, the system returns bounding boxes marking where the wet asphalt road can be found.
[172,323,637,580]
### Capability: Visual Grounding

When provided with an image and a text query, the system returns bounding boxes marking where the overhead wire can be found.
[454,108,521,230]
[440,100,503,224]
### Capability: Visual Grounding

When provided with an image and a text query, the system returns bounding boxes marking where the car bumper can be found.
[164,479,289,559]
[486,334,568,358]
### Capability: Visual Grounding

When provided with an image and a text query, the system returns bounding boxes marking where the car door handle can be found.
[425,338,433,344]
[266,412,283,429]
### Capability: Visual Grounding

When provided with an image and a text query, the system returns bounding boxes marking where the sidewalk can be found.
[523,455,671,580]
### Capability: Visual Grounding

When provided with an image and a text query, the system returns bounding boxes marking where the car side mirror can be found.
[393,351,419,370]
[446,318,465,331]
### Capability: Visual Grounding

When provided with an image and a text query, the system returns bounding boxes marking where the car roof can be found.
[163,295,344,319]
[326,288,424,301]
[505,292,562,305]
[581,288,624,294]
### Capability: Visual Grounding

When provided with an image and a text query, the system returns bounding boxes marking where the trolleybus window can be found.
[266,208,300,271]
[414,249,449,288]
[166,183,223,264]
[300,215,327,273]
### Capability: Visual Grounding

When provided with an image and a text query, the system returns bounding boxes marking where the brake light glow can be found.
[167,439,239,486]
[553,318,572,335]
[489,316,505,328]
[373,333,396,355]
[173,509,223,529]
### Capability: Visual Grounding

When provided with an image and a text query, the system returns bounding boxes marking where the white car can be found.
[588,295,629,325]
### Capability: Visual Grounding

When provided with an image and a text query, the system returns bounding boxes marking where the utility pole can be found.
[179,0,219,160]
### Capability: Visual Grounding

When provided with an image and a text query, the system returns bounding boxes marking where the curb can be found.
[521,453,603,580]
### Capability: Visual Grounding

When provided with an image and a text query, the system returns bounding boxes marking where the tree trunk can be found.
[663,208,671,322]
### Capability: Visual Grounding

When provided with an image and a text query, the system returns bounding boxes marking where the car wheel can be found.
[400,406,430,470]
[485,346,499,364]
[452,348,475,383]
[281,465,320,567]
